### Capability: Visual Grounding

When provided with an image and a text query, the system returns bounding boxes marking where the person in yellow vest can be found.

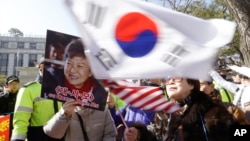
[213,81,234,103]
[0,75,20,140]
[11,58,63,141]
[213,69,234,103]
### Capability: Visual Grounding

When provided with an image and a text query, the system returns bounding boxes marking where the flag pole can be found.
[118,109,128,129]
[114,93,128,129]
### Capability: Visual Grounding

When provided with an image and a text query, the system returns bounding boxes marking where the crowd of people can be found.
[1,37,250,141]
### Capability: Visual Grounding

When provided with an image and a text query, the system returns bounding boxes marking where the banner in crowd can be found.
[66,0,236,80]
[0,115,10,141]
[41,30,108,111]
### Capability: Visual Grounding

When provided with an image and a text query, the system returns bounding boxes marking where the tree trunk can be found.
[224,0,250,67]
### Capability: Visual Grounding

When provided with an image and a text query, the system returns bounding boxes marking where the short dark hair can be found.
[187,78,200,92]
[64,38,85,60]
[6,75,20,84]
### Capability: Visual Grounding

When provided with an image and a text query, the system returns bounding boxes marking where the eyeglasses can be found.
[164,77,183,85]
[240,75,249,80]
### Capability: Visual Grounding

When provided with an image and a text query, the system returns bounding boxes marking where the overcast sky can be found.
[0,0,169,36]
[0,0,82,36]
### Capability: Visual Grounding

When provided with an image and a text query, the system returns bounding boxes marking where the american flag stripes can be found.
[102,80,180,113]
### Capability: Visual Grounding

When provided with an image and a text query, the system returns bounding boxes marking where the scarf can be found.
[64,77,95,97]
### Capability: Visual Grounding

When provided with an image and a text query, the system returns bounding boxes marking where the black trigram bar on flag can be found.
[161,45,189,67]
[96,48,117,70]
[86,1,107,28]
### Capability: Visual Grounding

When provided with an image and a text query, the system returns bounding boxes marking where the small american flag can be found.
[102,80,180,113]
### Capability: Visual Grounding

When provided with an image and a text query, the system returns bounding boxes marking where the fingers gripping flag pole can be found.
[102,80,180,113]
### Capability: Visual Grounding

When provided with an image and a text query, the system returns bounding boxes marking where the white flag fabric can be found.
[66,0,236,80]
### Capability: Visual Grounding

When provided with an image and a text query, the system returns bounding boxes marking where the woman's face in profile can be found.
[64,56,92,88]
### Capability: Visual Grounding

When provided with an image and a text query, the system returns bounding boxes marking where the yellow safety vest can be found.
[213,81,234,103]
[11,81,62,140]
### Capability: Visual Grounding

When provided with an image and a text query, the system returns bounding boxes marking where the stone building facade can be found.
[0,34,45,85]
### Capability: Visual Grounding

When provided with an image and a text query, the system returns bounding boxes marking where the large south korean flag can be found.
[66,0,236,80]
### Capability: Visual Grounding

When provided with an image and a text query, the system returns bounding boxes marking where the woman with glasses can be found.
[124,77,238,141]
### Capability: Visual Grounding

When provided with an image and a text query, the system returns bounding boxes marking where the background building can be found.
[0,34,45,85]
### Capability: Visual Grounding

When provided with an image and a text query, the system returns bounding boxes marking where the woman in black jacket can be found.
[124,77,238,141]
